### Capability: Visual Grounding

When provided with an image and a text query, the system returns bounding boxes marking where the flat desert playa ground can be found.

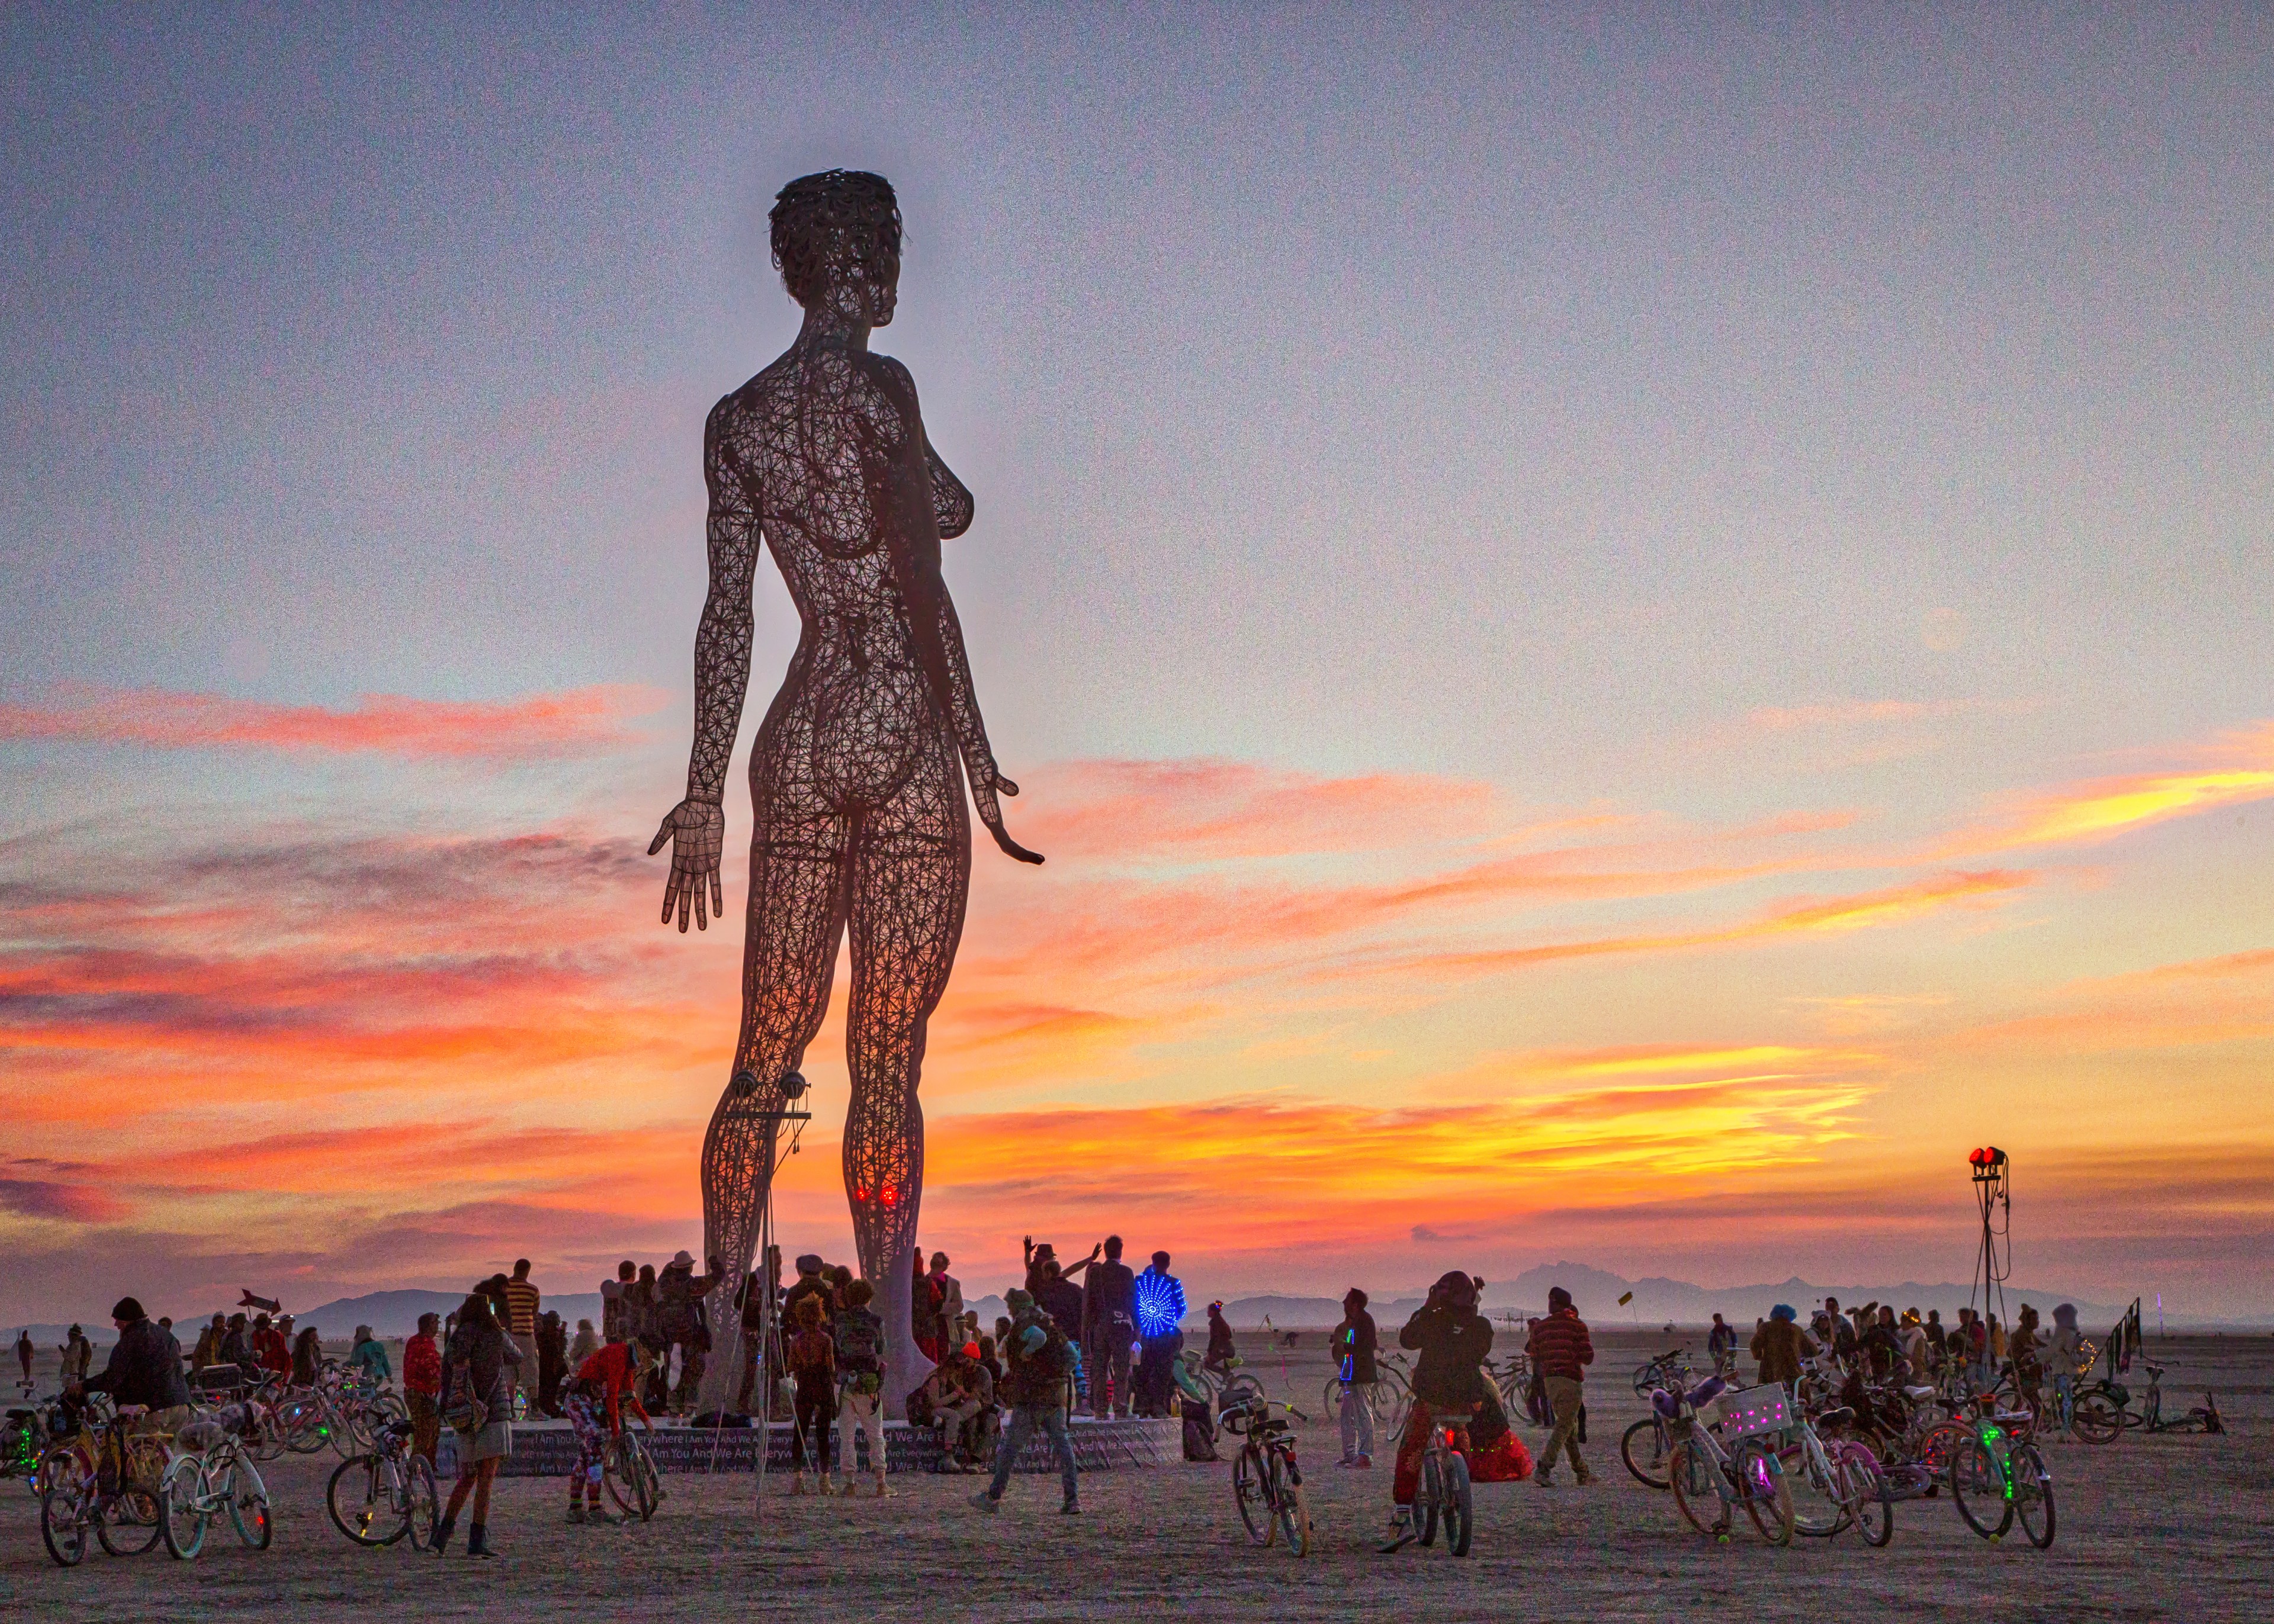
[5,1329,2267,1622]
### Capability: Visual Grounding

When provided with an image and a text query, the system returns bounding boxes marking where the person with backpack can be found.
[833,1278,889,1496]
[433,1292,523,1558]
[970,1287,1080,1517]
[786,1297,837,1493]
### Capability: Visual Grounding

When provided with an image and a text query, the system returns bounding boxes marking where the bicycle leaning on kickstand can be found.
[1222,1391,1312,1557]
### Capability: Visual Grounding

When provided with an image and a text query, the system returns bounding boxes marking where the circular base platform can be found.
[497,1414,1173,1477]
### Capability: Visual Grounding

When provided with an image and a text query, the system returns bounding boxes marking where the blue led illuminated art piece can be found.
[1135,1268,1187,1339]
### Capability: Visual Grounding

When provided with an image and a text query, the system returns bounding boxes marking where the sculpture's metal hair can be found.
[651,171,1038,1417]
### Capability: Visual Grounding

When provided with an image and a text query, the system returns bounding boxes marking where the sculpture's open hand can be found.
[648,797,727,931]
[971,767,1043,865]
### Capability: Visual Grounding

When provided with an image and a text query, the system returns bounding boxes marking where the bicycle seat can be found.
[1813,1406,1855,1428]
[2145,1363,2164,1378]
[1903,1385,1936,1400]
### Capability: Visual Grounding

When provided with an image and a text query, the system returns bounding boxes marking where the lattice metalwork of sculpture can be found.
[648,171,1041,1417]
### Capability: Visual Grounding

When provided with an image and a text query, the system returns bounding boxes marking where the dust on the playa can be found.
[5,1329,2268,1623]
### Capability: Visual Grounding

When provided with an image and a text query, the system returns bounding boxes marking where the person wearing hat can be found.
[252,1311,291,1379]
[654,1250,722,1416]
[1749,1303,1817,1389]
[971,1287,1080,1516]
[1525,1284,1594,1488]
[1381,1271,1497,1547]
[782,1255,834,1339]
[72,1296,192,1436]
[1332,1288,1379,1467]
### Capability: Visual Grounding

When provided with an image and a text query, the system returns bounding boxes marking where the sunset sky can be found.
[4,9,2271,1322]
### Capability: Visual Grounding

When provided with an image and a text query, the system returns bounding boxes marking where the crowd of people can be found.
[24,1249,2128,1563]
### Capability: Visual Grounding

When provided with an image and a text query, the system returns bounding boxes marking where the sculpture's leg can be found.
[695,808,850,1417]
[844,759,969,1419]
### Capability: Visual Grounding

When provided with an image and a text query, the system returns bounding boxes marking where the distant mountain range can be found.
[13,1262,2237,1349]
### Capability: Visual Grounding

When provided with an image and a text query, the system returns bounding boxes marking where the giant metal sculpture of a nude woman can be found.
[647,171,1040,1416]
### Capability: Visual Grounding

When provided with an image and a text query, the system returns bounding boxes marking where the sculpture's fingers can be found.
[660,870,681,926]
[693,873,709,931]
[709,865,724,920]
[676,869,693,932]
[995,776,1019,798]
[648,814,676,857]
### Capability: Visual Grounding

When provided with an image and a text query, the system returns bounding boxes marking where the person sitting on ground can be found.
[1750,1304,1818,1390]
[833,1278,890,1496]
[71,1297,192,1436]
[786,1297,838,1494]
[971,1289,1081,1517]
[351,1324,392,1387]
[290,1324,324,1387]
[1382,1271,1501,1548]
[1525,1284,1594,1490]
[913,1339,992,1471]
[1204,1301,1238,1375]
[563,1332,657,1524]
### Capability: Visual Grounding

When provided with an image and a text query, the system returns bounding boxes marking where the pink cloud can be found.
[0,683,668,758]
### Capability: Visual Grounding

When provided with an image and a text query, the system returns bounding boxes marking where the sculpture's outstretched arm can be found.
[866,356,1042,866]
[648,400,763,929]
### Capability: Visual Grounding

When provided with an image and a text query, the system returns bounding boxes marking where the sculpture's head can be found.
[770,169,901,326]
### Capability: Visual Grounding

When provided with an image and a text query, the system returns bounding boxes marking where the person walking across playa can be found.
[1527,1285,1594,1486]
[971,1288,1081,1517]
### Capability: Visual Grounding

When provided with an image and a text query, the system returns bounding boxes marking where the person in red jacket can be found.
[1525,1286,1594,1485]
[403,1313,444,1464]
[563,1334,656,1523]
[251,1314,292,1380]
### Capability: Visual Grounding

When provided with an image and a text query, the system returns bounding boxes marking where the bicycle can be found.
[1784,1402,1893,1545]
[1621,1404,1675,1489]
[1403,1409,1475,1557]
[604,1422,663,1520]
[37,1397,172,1566]
[1659,1378,1794,1546]
[4,1395,68,1493]
[1949,1408,2054,1548]
[2123,1362,2224,1435]
[159,1408,274,1559]
[327,1418,439,1548]
[1633,1346,1694,1400]
[1222,1393,1312,1557]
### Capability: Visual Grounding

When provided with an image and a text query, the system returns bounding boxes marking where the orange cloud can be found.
[0,683,667,758]
[1942,721,2274,853]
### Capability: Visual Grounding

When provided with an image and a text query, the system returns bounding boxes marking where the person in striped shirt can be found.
[503,1260,542,1414]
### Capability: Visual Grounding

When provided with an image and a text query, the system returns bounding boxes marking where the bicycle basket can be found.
[1717,1386,1791,1440]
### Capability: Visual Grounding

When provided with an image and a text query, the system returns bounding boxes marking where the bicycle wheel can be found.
[1416,1453,1442,1547]
[1666,1439,1727,1537]
[404,1453,439,1549]
[1322,1377,1344,1419]
[1788,1443,1847,1538]
[2010,1443,2055,1548]
[41,1480,89,1566]
[605,1433,660,1521]
[1276,1469,1312,1557]
[277,1398,326,1455]
[1620,1416,1672,1490]
[2072,1391,2122,1446]
[159,1456,206,1559]
[98,1487,166,1556]
[1232,1445,1271,1543]
[328,1454,401,1545]
[1951,1436,2013,1540]
[1736,1441,1794,1546]
[228,1461,272,1548]
[1917,1419,1970,1476]
[1440,1451,1473,1558]
[1839,1452,1894,1548]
